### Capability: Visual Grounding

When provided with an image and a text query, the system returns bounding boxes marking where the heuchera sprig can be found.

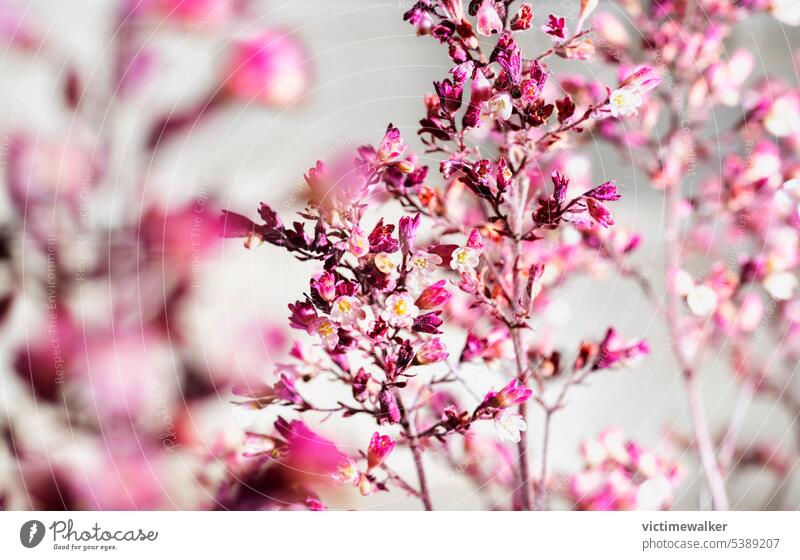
[221,0,800,511]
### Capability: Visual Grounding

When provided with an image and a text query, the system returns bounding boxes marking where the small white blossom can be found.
[609,87,644,118]
[311,317,339,350]
[764,271,798,301]
[374,252,397,274]
[494,412,527,443]
[764,96,800,137]
[771,0,800,26]
[381,293,420,328]
[450,246,480,273]
[409,251,442,275]
[687,284,718,317]
[329,296,365,326]
[486,92,513,120]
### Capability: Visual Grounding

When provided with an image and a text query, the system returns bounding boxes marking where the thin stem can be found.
[512,327,532,510]
[395,390,433,511]
[507,167,534,510]
[535,409,552,510]
[665,180,729,511]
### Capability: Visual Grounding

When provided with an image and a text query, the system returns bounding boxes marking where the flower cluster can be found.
[569,429,683,511]
[221,0,800,513]
[0,2,309,510]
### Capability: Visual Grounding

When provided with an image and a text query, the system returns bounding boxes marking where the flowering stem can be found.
[395,390,433,511]
[510,251,533,510]
[512,331,533,511]
[535,409,552,511]
[665,180,729,511]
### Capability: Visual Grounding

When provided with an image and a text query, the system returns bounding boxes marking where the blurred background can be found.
[0,0,798,510]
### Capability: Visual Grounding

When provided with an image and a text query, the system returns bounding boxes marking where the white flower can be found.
[331,459,358,486]
[672,269,696,297]
[450,246,480,273]
[764,96,800,137]
[771,0,800,26]
[381,293,420,327]
[374,252,397,274]
[329,296,365,326]
[609,86,644,118]
[494,412,527,443]
[686,284,718,317]
[311,317,339,350]
[486,92,513,120]
[409,251,442,275]
[635,477,673,511]
[407,252,443,294]
[764,271,798,301]
[580,437,607,466]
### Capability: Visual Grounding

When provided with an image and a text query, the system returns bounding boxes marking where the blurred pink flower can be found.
[224,30,310,107]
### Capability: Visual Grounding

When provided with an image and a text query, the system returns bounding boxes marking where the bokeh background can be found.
[0,0,798,510]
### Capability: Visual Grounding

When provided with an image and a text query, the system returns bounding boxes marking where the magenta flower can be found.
[378,387,402,424]
[377,124,408,164]
[399,214,421,255]
[482,379,533,410]
[584,181,622,201]
[510,3,533,31]
[415,280,452,310]
[367,432,397,471]
[415,338,449,365]
[592,328,650,370]
[542,14,567,39]
[224,30,309,106]
[312,272,337,302]
[586,198,616,228]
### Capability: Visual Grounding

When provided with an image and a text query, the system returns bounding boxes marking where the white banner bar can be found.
[1,511,799,559]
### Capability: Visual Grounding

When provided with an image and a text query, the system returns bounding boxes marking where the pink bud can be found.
[415,280,452,310]
[467,228,485,252]
[476,0,503,36]
[313,272,337,302]
[415,338,449,365]
[367,432,396,471]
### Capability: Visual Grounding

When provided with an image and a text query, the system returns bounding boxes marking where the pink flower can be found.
[476,1,503,36]
[310,317,339,350]
[349,226,370,257]
[415,338,449,365]
[482,379,533,409]
[619,66,663,94]
[466,228,485,252]
[403,3,434,36]
[224,30,309,106]
[312,272,337,302]
[592,328,649,370]
[542,14,567,39]
[378,387,402,424]
[584,180,621,201]
[367,432,396,471]
[440,0,464,22]
[399,214,421,255]
[377,123,408,164]
[586,198,616,228]
[274,373,304,405]
[149,0,235,26]
[415,280,452,309]
[510,4,533,31]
